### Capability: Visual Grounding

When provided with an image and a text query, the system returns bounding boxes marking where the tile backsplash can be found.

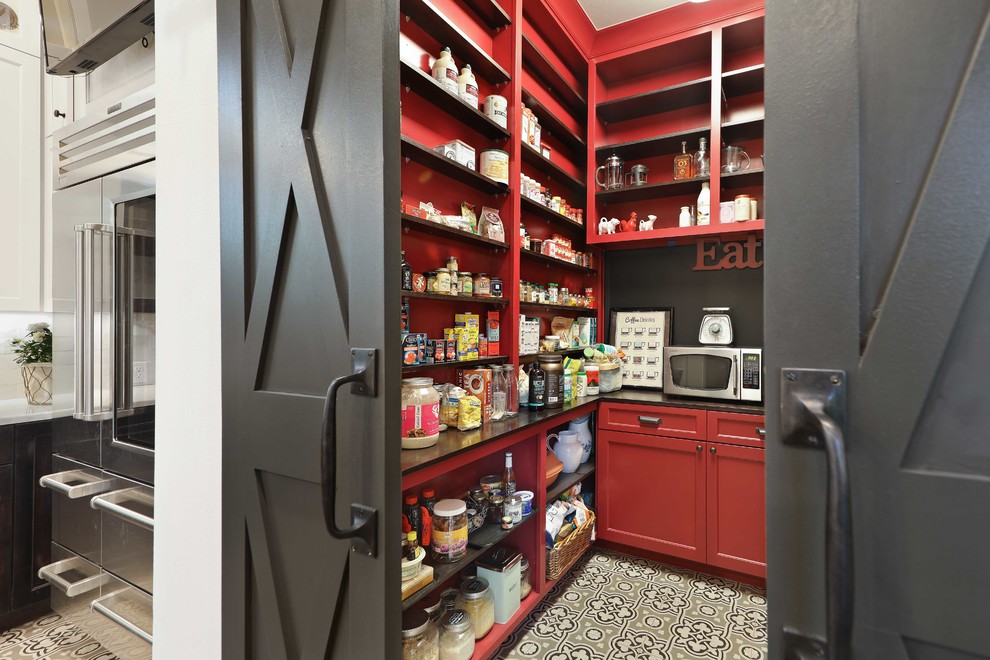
[0,312,57,401]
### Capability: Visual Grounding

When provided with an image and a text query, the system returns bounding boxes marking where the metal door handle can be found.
[638,416,662,426]
[92,592,153,644]
[710,446,716,455]
[39,470,116,499]
[321,348,378,556]
[74,223,113,422]
[696,444,702,453]
[38,558,108,597]
[781,369,852,660]
[756,427,766,437]
[91,487,154,531]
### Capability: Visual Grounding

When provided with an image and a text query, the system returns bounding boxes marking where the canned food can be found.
[479,149,509,185]
[483,95,508,129]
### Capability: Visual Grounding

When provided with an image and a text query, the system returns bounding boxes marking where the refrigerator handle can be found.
[115,229,134,414]
[75,224,113,421]
[320,348,378,557]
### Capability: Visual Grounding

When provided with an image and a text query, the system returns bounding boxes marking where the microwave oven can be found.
[662,346,763,402]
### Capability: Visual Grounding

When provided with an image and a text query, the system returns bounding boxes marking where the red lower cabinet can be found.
[706,443,767,577]
[599,429,707,562]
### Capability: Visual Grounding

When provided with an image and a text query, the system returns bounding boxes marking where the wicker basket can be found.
[546,510,595,581]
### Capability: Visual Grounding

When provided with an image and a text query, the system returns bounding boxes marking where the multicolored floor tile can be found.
[497,548,767,660]
[0,613,117,660]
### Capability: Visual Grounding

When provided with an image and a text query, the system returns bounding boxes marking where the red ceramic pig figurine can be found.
[619,211,639,233]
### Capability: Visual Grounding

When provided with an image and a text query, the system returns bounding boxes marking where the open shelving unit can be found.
[401,136,509,195]
[401,212,510,248]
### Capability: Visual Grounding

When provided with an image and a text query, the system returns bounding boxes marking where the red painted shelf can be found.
[598,76,711,124]
[460,0,511,30]
[588,219,764,246]
[520,197,586,235]
[520,142,585,194]
[596,176,710,204]
[401,212,509,249]
[401,135,509,196]
[401,0,511,84]
[721,64,764,98]
[596,126,710,161]
[402,355,509,373]
[720,167,764,190]
[547,461,596,502]
[403,290,509,306]
[522,34,587,115]
[519,302,597,315]
[721,117,764,143]
[519,347,590,364]
[521,86,586,155]
[400,60,510,140]
[520,249,597,274]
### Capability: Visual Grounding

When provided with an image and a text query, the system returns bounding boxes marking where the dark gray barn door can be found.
[766,1,990,658]
[217,0,401,657]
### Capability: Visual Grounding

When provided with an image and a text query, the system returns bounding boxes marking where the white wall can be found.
[153,2,222,658]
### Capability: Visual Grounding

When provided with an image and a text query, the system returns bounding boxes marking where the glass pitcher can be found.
[721,145,751,173]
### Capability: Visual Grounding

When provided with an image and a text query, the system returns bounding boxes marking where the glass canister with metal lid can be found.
[402,608,440,660]
[439,609,475,660]
[431,499,468,563]
[455,578,495,639]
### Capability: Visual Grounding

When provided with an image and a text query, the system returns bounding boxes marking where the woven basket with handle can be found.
[546,510,595,581]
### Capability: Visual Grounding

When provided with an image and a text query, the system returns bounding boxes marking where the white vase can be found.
[568,414,594,463]
[20,363,53,406]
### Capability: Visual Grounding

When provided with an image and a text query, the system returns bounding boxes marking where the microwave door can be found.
[667,351,737,400]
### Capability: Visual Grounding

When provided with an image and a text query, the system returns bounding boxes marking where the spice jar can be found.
[455,578,495,640]
[446,256,459,272]
[439,610,475,660]
[426,271,437,292]
[458,272,472,297]
[519,558,532,599]
[547,283,559,304]
[490,277,503,298]
[402,378,441,449]
[504,494,523,523]
[435,268,451,294]
[402,608,440,660]
[473,273,492,298]
[440,588,460,612]
[487,495,504,523]
[432,499,468,563]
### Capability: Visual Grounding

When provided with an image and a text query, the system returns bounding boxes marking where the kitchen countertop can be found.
[401,389,764,475]
[0,394,74,427]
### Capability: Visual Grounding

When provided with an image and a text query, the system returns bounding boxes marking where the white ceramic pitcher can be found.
[568,414,593,463]
[547,430,583,474]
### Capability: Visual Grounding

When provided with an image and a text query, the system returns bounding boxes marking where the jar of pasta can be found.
[402,608,439,660]
[455,578,495,639]
[432,499,468,563]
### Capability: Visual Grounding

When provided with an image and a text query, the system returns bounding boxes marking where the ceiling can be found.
[576,0,689,29]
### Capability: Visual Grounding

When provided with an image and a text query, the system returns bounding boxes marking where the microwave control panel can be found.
[741,352,761,390]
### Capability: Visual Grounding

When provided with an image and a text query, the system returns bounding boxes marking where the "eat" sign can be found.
[693,235,763,271]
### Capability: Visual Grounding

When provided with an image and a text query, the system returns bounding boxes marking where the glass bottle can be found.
[492,366,508,421]
[528,361,546,409]
[504,363,518,417]
[503,452,516,495]
[674,140,694,180]
[401,251,412,291]
[694,138,710,178]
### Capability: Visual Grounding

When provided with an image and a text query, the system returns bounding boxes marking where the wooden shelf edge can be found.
[460,0,512,30]
[519,302,598,315]
[521,86,586,154]
[520,196,586,234]
[399,60,511,140]
[401,135,510,195]
[521,35,587,114]
[546,461,596,502]
[401,212,509,248]
[520,250,597,274]
[402,290,510,306]
[520,142,586,193]
[588,219,765,246]
[403,355,509,372]
[596,126,710,155]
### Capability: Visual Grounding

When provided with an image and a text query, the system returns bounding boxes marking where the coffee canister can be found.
[480,149,509,185]
[734,195,752,222]
[483,95,508,129]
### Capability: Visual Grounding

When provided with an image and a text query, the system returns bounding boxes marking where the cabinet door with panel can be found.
[0,0,40,58]
[0,463,12,616]
[706,443,766,577]
[44,72,73,138]
[599,402,707,440]
[708,411,765,449]
[599,429,707,562]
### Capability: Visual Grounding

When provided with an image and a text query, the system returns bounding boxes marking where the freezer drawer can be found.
[88,573,153,658]
[42,457,119,564]
[41,543,108,638]
[94,477,154,594]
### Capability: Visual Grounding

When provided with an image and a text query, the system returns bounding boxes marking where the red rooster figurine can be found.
[619,211,639,233]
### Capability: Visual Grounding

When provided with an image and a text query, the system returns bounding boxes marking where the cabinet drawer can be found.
[708,411,766,448]
[599,402,706,440]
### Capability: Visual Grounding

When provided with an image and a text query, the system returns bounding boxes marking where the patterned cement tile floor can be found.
[0,613,117,660]
[496,547,767,660]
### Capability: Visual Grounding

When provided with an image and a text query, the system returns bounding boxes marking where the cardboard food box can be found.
[487,311,501,356]
[519,316,541,355]
[403,203,429,219]
[460,368,494,422]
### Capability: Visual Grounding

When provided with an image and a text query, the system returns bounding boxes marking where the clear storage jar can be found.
[439,609,475,660]
[599,363,623,393]
[455,578,495,639]
[432,499,468,563]
[519,557,532,599]
[401,378,441,449]
[402,608,440,660]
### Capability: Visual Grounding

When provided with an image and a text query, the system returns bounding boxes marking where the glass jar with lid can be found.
[439,609,475,660]
[455,578,495,639]
[402,378,440,449]
[473,273,492,298]
[402,608,440,660]
[434,268,451,294]
[547,283,559,304]
[504,494,523,523]
[458,272,473,297]
[519,557,532,599]
[432,499,468,563]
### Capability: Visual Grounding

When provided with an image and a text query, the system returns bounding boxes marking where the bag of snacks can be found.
[440,386,466,427]
[457,395,482,431]
[461,202,478,233]
[478,206,505,242]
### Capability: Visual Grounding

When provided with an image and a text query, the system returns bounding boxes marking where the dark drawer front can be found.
[708,411,766,448]
[0,427,13,464]
[599,402,707,440]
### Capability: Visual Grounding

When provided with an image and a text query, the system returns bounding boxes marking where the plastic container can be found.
[599,362,623,393]
[584,364,600,395]
[402,545,426,580]
[516,490,534,516]
[402,378,440,449]
[432,499,468,563]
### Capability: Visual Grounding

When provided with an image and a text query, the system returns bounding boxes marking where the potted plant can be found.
[11,322,53,405]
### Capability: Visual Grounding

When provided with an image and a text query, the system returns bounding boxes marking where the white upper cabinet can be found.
[0,0,41,58]
[44,70,73,137]
[0,45,42,312]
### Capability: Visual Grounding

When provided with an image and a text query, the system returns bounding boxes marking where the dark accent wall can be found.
[604,245,764,347]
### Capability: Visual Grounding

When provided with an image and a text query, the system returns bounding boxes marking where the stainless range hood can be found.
[40,0,154,76]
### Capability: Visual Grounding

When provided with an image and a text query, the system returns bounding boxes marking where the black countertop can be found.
[401,389,764,475]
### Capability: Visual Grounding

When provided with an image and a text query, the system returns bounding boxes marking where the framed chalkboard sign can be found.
[609,308,673,389]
